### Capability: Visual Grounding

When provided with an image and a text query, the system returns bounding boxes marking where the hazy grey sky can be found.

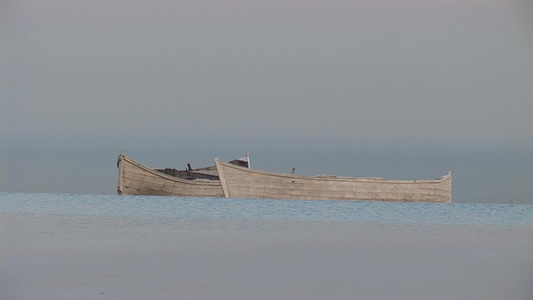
[2,0,532,144]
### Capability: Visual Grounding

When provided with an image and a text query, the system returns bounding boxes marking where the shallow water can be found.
[1,193,532,300]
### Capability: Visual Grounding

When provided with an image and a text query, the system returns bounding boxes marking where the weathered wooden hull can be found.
[117,151,224,197]
[215,158,452,203]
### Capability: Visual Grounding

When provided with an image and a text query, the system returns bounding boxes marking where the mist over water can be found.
[1,135,530,204]
[3,1,531,296]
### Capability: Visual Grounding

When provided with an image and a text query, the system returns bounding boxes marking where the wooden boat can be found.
[214,158,452,203]
[117,150,249,197]
[117,150,451,202]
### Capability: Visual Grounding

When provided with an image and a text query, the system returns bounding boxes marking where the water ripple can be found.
[1,192,531,226]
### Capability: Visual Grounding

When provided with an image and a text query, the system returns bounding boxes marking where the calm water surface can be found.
[1,193,532,300]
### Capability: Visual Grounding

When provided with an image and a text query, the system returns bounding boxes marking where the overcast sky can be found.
[2,0,532,146]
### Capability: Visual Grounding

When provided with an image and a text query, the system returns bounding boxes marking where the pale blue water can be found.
[1,193,532,300]
[1,193,532,226]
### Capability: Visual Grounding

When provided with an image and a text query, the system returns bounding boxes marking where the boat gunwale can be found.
[215,158,451,184]
[122,154,222,186]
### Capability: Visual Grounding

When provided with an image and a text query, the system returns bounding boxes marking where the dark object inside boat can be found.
[156,158,249,181]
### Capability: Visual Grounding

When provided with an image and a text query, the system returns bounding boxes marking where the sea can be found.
[1,193,532,300]
[1,136,532,299]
